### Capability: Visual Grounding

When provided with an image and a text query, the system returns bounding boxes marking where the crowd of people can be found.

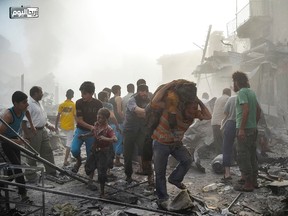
[0,72,262,208]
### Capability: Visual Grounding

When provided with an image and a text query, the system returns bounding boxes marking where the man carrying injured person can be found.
[150,80,211,206]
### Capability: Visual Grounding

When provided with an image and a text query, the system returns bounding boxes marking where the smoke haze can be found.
[0,0,245,106]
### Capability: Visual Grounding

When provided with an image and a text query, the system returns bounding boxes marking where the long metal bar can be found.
[0,134,87,184]
[0,180,186,216]
[0,135,154,201]
[0,117,38,155]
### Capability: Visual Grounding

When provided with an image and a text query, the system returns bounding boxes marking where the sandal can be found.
[168,178,187,190]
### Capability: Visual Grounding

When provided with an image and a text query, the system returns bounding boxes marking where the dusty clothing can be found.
[211,94,229,154]
[85,123,115,184]
[236,128,258,177]
[211,94,229,126]
[71,98,102,158]
[222,96,237,167]
[1,108,26,195]
[24,97,56,180]
[57,99,76,131]
[24,128,56,180]
[236,88,258,129]
[123,94,149,178]
[235,87,259,182]
[75,98,103,131]
[152,107,193,201]
[122,92,134,116]
[152,110,193,144]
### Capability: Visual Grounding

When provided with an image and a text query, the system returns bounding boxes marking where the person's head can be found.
[12,91,29,111]
[136,84,149,100]
[222,88,231,96]
[97,108,110,125]
[136,79,146,86]
[66,89,74,100]
[30,86,43,101]
[98,91,109,102]
[127,83,135,93]
[79,81,95,101]
[102,87,111,98]
[111,85,121,96]
[183,101,198,121]
[232,71,249,92]
[202,92,209,100]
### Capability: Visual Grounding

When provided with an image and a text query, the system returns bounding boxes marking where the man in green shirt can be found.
[232,71,261,192]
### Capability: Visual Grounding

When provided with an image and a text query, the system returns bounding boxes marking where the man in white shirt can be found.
[22,86,57,182]
[211,88,231,155]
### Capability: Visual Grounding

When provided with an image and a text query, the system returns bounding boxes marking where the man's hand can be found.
[238,129,246,141]
[30,125,37,135]
[46,124,56,132]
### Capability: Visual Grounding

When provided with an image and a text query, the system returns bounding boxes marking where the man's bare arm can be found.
[76,116,94,131]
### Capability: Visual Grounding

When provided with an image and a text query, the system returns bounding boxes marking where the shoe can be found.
[87,183,98,191]
[168,178,187,190]
[63,161,70,166]
[20,194,33,204]
[126,177,133,184]
[71,163,81,173]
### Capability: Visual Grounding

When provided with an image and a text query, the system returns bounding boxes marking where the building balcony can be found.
[236,0,272,39]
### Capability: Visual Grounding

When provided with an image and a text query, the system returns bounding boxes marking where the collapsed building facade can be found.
[158,0,288,131]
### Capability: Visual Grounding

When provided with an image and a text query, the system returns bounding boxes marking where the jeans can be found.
[110,124,123,155]
[71,128,95,158]
[153,140,192,201]
[222,120,236,167]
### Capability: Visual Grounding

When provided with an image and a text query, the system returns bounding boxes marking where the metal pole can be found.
[0,134,87,184]
[0,180,186,216]
[0,135,154,201]
[0,117,39,155]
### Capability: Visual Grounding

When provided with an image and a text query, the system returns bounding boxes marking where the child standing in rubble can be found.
[80,108,117,197]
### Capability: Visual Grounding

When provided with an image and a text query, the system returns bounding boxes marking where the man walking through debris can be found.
[70,81,103,173]
[0,91,34,202]
[55,89,76,167]
[123,84,150,184]
[211,88,231,155]
[22,86,57,182]
[150,80,211,207]
[232,71,261,192]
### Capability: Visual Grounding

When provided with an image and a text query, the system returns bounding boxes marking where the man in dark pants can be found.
[123,84,150,183]
[0,91,34,202]
[232,71,261,192]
